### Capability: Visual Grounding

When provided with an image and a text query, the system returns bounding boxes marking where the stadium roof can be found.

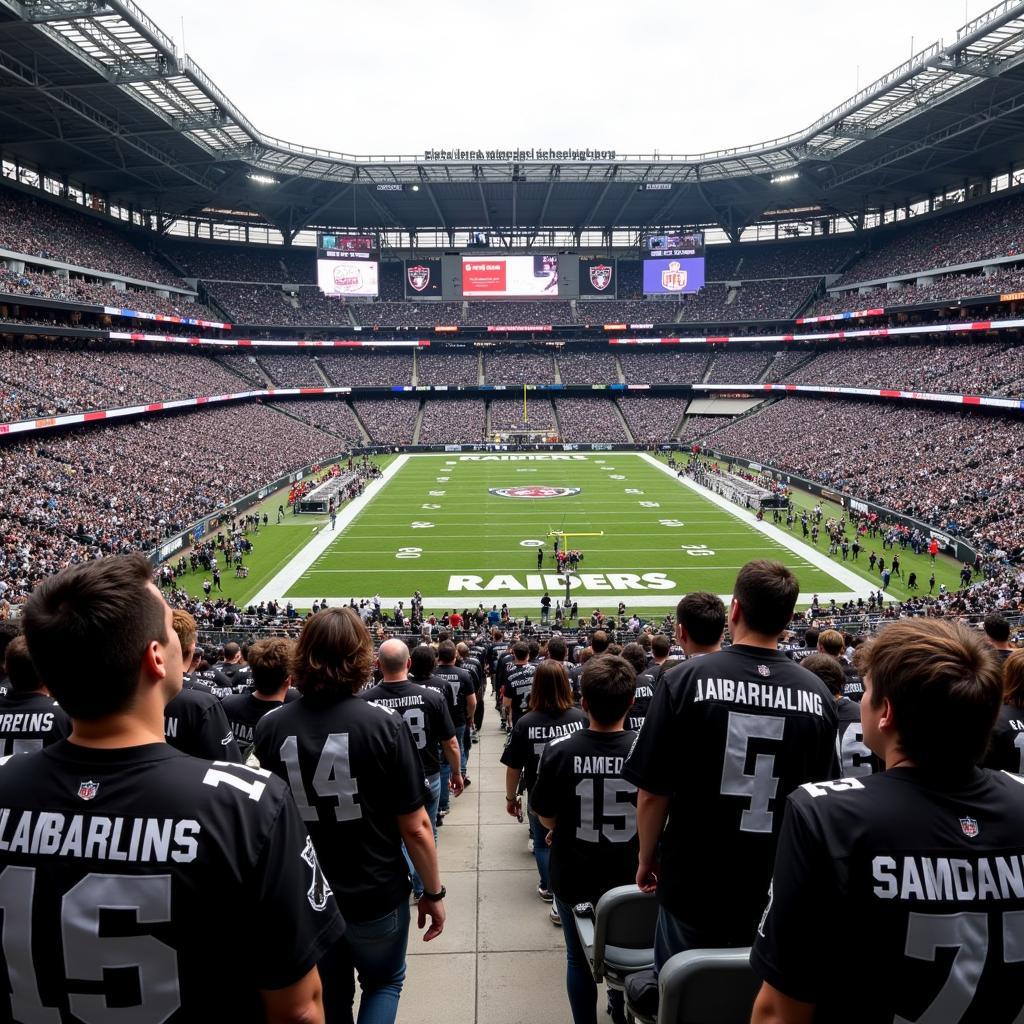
[4,0,1024,239]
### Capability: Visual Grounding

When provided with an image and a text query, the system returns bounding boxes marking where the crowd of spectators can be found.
[319,350,413,387]
[464,301,575,326]
[269,398,364,444]
[209,284,353,326]
[352,398,419,445]
[415,347,480,385]
[253,353,326,388]
[617,349,711,384]
[160,240,313,283]
[762,348,817,382]
[0,190,182,286]
[835,191,1024,285]
[0,266,215,319]
[483,347,556,384]
[682,412,744,440]
[617,395,686,444]
[417,399,485,443]
[488,397,555,432]
[0,402,343,603]
[702,396,1024,557]
[554,348,620,384]
[351,301,462,327]
[783,339,1024,397]
[575,300,679,324]
[705,349,773,383]
[554,396,629,442]
[0,344,252,418]
[705,235,859,279]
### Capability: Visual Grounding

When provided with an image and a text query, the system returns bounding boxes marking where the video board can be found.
[404,258,443,298]
[317,233,378,297]
[578,258,616,297]
[462,255,559,297]
[642,231,704,295]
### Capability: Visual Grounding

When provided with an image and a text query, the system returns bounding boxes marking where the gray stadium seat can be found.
[625,947,759,1024]
[572,884,658,988]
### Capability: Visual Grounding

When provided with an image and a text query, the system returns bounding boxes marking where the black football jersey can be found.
[220,692,285,761]
[0,742,343,1021]
[836,697,883,777]
[164,688,242,763]
[531,728,639,906]
[361,680,455,776]
[431,665,473,727]
[254,692,428,922]
[500,707,588,794]
[982,705,1024,773]
[629,665,664,732]
[503,662,538,723]
[753,767,1024,1022]
[0,691,71,755]
[623,644,839,942]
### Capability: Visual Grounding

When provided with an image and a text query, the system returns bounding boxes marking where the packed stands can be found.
[704,236,859,278]
[555,349,620,384]
[763,348,816,382]
[554,396,629,442]
[0,189,182,286]
[351,301,462,327]
[270,399,363,443]
[161,240,314,283]
[701,397,1024,557]
[682,412,746,440]
[253,353,325,388]
[488,397,555,431]
[617,349,711,384]
[617,395,686,444]
[705,349,773,383]
[575,300,679,324]
[214,354,269,387]
[418,399,485,443]
[415,347,480,384]
[0,345,250,417]
[319,350,414,387]
[464,301,575,326]
[352,398,418,445]
[0,403,343,602]
[835,192,1024,285]
[208,283,352,325]
[483,347,556,384]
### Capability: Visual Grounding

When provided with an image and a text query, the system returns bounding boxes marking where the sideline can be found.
[247,454,409,606]
[639,453,892,601]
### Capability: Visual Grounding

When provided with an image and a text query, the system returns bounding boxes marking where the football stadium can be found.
[2,0,1024,1021]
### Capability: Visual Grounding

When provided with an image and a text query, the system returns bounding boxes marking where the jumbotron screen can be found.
[642,231,705,295]
[462,255,559,297]
[317,233,379,297]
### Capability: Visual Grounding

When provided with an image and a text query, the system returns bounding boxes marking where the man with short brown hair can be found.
[222,637,296,760]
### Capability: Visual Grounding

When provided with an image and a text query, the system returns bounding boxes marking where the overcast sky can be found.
[141,0,991,156]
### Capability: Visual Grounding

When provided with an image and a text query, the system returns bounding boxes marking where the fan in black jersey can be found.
[221,637,297,761]
[12,554,342,1023]
[170,610,212,693]
[532,654,639,1024]
[457,641,486,736]
[503,641,538,726]
[210,641,254,694]
[982,648,1024,772]
[410,644,459,826]
[434,641,476,783]
[817,628,864,701]
[255,608,446,1024]
[501,660,587,902]
[623,563,839,967]
[362,638,463,900]
[165,679,242,763]
[0,635,71,754]
[984,613,1015,662]
[802,653,883,778]
[751,618,1024,1024]
[0,620,21,697]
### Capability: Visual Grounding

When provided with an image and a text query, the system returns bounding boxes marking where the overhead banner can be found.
[404,258,443,298]
[578,258,616,297]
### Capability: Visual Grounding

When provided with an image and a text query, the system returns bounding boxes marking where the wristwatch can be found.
[422,885,446,901]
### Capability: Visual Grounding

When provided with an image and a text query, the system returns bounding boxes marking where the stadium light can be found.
[770,172,799,184]
[411,184,420,191]
[247,172,278,185]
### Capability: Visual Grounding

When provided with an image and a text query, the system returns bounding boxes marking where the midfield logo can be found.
[489,486,582,499]
[407,264,431,292]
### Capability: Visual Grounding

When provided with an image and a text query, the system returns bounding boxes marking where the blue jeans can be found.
[404,773,440,896]
[528,811,550,891]
[438,747,451,815]
[460,723,471,774]
[554,896,624,1024]
[320,901,410,1024]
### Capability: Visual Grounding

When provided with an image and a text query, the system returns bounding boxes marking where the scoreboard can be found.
[317,233,379,297]
[642,232,705,295]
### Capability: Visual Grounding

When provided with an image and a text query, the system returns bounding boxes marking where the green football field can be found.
[228,452,960,618]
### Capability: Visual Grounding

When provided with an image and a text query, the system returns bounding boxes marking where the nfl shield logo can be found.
[661,260,687,292]
[77,780,99,801]
[757,665,771,677]
[589,263,613,292]
[960,816,979,838]
[407,265,431,293]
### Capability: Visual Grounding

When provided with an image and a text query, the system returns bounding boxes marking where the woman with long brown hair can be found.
[254,607,444,1024]
[983,647,1024,772]
[500,658,588,915]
